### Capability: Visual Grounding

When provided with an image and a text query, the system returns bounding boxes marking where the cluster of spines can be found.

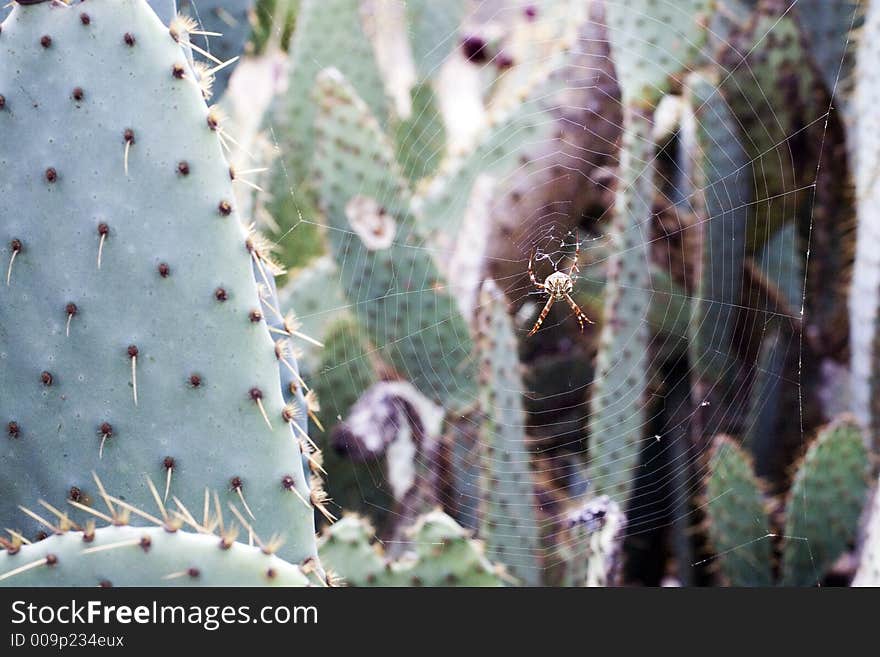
[0,477,327,587]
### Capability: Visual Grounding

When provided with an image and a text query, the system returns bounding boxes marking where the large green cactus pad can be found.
[587,108,653,507]
[704,436,773,586]
[605,0,710,105]
[0,0,318,569]
[1,525,313,587]
[318,511,505,586]
[781,418,869,586]
[269,0,386,188]
[475,279,542,586]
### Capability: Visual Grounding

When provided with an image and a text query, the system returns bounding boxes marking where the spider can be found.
[527,235,594,336]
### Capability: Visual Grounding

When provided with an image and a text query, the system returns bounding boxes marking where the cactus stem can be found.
[0,555,54,583]
[6,238,21,286]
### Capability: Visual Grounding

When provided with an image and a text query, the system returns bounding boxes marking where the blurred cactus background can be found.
[2,0,880,587]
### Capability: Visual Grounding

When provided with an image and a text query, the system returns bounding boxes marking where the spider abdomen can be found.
[545,271,573,298]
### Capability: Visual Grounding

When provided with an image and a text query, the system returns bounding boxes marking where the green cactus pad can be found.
[781,418,869,586]
[605,0,710,105]
[717,10,817,250]
[311,68,476,410]
[318,511,504,587]
[413,44,572,251]
[278,256,350,374]
[404,0,464,79]
[795,0,862,105]
[394,82,446,184]
[313,319,390,517]
[682,71,748,394]
[704,436,773,586]
[0,0,319,570]
[269,0,386,188]
[0,525,313,587]
[587,108,653,507]
[475,279,542,586]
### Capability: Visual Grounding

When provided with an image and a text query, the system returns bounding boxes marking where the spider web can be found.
[211,0,860,586]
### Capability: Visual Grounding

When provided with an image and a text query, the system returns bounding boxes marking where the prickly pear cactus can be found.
[0,0,320,571]
[781,418,869,586]
[177,0,254,99]
[414,55,570,253]
[588,0,709,508]
[795,0,862,111]
[605,0,710,106]
[270,0,386,188]
[586,106,653,507]
[704,436,774,586]
[318,511,505,587]
[717,7,817,250]
[404,0,465,79]
[394,82,446,184]
[681,71,748,403]
[278,255,349,374]
[1,525,315,587]
[475,279,542,586]
[311,68,476,409]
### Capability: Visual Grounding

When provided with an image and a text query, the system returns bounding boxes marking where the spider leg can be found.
[568,229,580,278]
[528,251,545,291]
[528,296,555,337]
[564,294,593,332]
